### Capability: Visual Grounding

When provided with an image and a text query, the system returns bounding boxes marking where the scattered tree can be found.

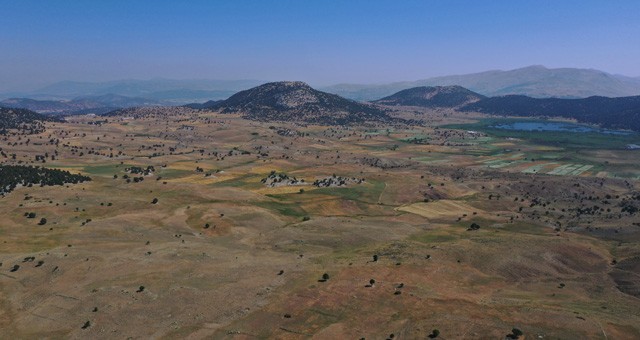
[468,223,480,231]
[319,273,330,282]
[507,328,523,339]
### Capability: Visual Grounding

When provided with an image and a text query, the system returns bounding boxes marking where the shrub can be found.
[468,223,480,231]
[507,328,523,339]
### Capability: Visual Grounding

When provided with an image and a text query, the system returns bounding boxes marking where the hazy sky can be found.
[1,0,639,91]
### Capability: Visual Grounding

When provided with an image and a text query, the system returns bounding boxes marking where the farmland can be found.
[0,110,639,339]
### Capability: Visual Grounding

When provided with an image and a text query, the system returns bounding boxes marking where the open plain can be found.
[1,107,640,339]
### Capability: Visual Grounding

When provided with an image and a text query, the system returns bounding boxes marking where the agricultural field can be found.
[445,119,640,180]
[1,110,639,339]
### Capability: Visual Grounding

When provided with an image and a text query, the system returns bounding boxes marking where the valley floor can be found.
[1,109,639,339]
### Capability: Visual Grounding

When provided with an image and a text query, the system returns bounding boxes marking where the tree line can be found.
[0,165,91,195]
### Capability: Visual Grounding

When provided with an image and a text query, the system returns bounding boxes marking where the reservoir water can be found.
[491,121,633,135]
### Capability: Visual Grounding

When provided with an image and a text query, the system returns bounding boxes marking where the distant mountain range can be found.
[2,66,639,106]
[184,100,223,110]
[3,79,265,104]
[199,81,398,125]
[322,66,640,100]
[3,66,639,131]
[372,85,485,108]
[0,94,166,115]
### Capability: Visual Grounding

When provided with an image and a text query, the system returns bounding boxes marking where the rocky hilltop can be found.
[373,85,485,108]
[202,81,398,125]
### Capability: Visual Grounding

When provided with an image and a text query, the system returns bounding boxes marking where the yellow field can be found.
[397,200,482,220]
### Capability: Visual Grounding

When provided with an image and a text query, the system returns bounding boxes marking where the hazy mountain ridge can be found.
[203,81,399,125]
[372,85,485,108]
[4,66,639,104]
[1,98,79,114]
[4,79,265,104]
[184,100,224,109]
[0,94,166,115]
[322,66,640,100]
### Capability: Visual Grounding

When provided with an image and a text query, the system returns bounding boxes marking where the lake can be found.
[490,121,633,135]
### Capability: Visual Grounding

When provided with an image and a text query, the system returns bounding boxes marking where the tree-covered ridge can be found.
[101,106,194,119]
[460,95,640,132]
[0,165,91,196]
[0,107,61,135]
[373,85,486,108]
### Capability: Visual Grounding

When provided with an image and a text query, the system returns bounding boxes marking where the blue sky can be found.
[1,0,639,90]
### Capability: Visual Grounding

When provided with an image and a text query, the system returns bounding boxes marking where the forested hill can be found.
[373,85,485,108]
[0,107,61,134]
[460,95,640,132]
